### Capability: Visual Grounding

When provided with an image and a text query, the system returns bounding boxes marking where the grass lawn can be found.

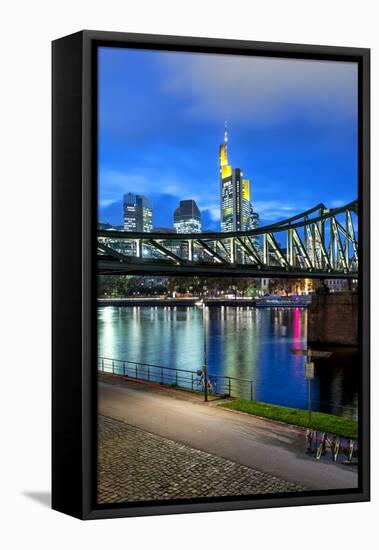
[221,400,358,439]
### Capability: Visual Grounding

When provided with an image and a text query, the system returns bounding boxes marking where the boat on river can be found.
[255,294,312,308]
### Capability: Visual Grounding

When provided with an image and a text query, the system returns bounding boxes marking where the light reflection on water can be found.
[98,306,358,418]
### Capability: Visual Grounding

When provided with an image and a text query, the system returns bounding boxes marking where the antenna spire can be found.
[224,121,228,144]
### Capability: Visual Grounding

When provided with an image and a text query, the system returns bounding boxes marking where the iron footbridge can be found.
[98,199,358,278]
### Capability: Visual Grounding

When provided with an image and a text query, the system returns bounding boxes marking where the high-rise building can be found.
[250,208,259,231]
[123,193,153,232]
[219,123,252,232]
[173,199,202,233]
[250,207,260,249]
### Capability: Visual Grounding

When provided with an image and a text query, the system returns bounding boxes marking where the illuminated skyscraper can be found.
[173,200,202,233]
[219,123,252,232]
[123,193,153,232]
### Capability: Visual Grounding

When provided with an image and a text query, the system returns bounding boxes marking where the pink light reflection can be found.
[293,307,301,343]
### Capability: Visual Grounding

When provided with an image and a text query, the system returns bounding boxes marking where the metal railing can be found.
[98,356,254,400]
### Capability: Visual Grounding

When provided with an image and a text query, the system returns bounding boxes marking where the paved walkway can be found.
[98,415,304,503]
[98,374,358,492]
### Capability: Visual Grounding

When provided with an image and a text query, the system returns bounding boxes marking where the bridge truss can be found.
[98,200,358,278]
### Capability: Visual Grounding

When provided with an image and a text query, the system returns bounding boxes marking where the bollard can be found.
[305,429,313,453]
[313,431,318,457]
[346,440,355,463]
[316,433,326,460]
[331,437,340,462]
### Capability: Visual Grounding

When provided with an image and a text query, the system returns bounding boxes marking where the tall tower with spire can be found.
[219,124,252,233]
[219,121,231,179]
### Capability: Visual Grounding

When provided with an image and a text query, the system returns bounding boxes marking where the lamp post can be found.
[291,348,332,426]
[203,301,208,402]
[305,349,314,425]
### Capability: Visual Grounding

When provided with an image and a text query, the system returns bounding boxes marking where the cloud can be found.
[99,198,118,208]
[160,53,357,126]
[99,167,184,203]
[254,200,309,223]
[200,203,220,222]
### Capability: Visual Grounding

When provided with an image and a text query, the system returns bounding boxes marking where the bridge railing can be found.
[98,356,254,400]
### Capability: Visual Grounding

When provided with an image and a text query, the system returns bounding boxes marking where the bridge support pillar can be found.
[135,239,142,258]
[307,289,358,346]
[188,239,194,261]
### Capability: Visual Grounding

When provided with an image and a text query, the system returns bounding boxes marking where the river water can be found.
[98,305,358,418]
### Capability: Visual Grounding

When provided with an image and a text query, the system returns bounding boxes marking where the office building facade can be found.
[123,193,153,232]
[173,199,202,233]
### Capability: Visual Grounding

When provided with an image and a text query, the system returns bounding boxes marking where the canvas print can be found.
[97,47,359,505]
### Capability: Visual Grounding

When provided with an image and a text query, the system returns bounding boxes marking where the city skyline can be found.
[98,47,358,230]
[122,194,203,234]
[105,125,259,235]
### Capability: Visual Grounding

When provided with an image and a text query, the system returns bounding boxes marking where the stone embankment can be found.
[307,290,358,346]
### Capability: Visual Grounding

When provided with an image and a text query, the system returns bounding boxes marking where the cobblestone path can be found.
[98,415,304,504]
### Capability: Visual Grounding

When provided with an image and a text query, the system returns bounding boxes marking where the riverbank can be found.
[98,297,257,307]
[97,297,310,307]
[99,372,357,439]
[220,400,357,439]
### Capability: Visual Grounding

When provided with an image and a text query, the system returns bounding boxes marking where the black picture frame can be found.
[52,30,370,520]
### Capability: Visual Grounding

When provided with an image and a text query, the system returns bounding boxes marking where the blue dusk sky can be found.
[98,47,358,230]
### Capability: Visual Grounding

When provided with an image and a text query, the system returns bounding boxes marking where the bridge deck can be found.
[98,259,357,278]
